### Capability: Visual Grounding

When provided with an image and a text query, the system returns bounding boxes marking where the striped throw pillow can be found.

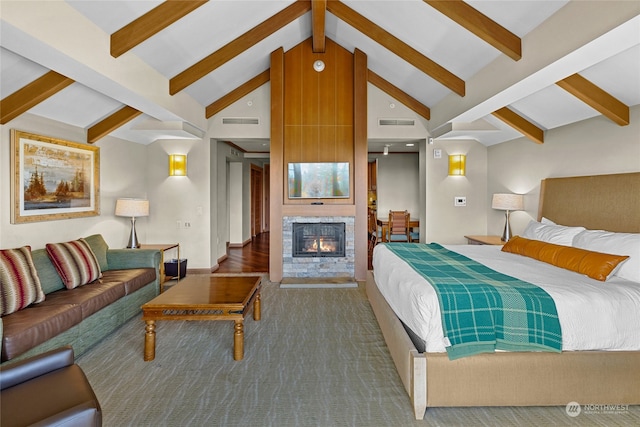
[46,239,102,289]
[0,246,46,315]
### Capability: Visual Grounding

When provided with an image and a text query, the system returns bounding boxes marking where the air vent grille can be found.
[379,118,415,126]
[222,117,260,125]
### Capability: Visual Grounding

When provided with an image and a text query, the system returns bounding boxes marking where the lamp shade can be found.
[115,198,149,217]
[169,154,187,176]
[491,193,524,211]
[448,154,466,176]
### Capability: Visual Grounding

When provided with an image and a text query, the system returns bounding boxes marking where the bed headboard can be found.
[538,172,640,233]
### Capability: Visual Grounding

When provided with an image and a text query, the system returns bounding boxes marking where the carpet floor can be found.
[77,277,639,426]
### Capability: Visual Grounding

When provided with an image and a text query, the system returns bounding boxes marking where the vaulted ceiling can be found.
[1,1,639,153]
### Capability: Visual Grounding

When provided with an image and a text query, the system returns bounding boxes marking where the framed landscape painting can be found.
[11,130,100,223]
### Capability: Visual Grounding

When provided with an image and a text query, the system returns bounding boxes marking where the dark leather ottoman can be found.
[1,346,101,427]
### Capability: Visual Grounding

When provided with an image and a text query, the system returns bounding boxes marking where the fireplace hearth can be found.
[292,223,345,257]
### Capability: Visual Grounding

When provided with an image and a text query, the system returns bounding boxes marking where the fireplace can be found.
[292,223,345,257]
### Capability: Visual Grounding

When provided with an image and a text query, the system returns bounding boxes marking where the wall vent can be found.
[379,118,415,126]
[222,117,260,125]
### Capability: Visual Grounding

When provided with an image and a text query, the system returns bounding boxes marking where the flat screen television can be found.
[288,162,350,199]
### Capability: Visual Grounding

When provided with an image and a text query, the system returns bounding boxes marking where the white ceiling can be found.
[1,1,639,154]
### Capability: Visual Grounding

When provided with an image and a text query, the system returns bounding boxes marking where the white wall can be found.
[145,138,210,269]
[488,105,640,237]
[0,114,148,250]
[373,153,420,218]
[367,84,429,139]
[425,138,488,244]
[209,84,271,140]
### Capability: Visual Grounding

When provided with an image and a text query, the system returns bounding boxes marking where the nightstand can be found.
[139,243,180,292]
[464,235,505,245]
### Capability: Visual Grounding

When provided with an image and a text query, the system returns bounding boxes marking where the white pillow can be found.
[573,230,640,283]
[521,220,585,246]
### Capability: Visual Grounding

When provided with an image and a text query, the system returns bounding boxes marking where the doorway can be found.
[251,164,263,237]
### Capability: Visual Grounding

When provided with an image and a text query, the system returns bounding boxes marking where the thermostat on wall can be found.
[454,196,466,207]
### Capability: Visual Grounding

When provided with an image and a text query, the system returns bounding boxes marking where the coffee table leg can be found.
[144,320,156,361]
[254,292,261,321]
[234,320,244,361]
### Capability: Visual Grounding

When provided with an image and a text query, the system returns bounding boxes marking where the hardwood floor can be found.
[215,232,269,273]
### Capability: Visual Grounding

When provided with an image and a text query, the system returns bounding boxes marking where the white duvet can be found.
[372,243,640,352]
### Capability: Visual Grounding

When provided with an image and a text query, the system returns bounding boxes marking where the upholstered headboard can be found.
[538,172,640,233]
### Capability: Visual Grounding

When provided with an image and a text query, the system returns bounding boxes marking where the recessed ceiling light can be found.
[313,60,325,72]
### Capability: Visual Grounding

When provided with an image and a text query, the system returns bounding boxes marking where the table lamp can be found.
[491,193,524,242]
[115,198,149,248]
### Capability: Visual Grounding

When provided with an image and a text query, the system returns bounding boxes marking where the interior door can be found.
[251,165,263,237]
[264,164,270,232]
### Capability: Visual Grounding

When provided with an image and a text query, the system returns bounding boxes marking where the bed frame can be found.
[366,172,640,420]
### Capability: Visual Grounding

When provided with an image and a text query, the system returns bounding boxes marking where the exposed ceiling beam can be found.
[311,0,327,53]
[1,71,74,124]
[87,106,142,143]
[170,0,311,95]
[556,73,629,126]
[492,107,544,144]
[206,69,271,118]
[368,70,431,120]
[424,0,521,61]
[327,1,464,96]
[111,1,209,58]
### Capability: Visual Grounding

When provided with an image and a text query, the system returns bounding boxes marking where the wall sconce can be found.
[383,146,389,156]
[492,193,524,241]
[169,154,187,176]
[448,154,466,176]
[115,198,149,248]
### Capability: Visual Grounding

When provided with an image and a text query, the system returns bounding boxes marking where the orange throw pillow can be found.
[502,236,629,281]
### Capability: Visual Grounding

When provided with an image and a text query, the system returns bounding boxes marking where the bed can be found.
[366,172,640,420]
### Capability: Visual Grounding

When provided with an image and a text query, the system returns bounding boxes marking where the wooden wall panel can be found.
[336,47,354,126]
[283,38,354,205]
[269,48,285,282]
[353,48,368,281]
[335,126,353,159]
[273,38,367,281]
[284,46,303,126]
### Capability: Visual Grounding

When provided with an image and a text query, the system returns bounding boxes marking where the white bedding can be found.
[372,243,640,353]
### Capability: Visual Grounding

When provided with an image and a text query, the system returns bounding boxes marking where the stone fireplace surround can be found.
[282,216,355,279]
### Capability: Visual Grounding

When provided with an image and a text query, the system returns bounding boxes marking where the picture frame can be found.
[11,130,100,223]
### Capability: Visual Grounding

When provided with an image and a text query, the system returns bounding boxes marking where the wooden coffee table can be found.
[141,275,262,361]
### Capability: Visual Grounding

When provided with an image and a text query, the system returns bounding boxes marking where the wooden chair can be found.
[368,231,377,252]
[368,208,382,245]
[388,210,410,242]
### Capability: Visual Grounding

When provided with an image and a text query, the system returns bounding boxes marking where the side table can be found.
[464,235,504,246]
[139,243,180,293]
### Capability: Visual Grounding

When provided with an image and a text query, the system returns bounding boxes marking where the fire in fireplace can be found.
[292,223,345,257]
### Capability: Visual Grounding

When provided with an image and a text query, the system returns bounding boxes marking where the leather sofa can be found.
[1,234,160,364]
[1,346,101,426]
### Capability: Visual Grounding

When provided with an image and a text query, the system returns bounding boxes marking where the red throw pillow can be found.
[0,246,45,315]
[46,239,102,289]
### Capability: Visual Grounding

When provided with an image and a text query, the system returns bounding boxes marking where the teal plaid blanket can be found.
[385,243,562,360]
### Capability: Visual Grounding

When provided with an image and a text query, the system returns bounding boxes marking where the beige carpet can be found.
[77,278,639,426]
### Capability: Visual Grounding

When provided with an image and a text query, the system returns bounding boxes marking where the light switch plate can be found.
[454,196,466,207]
[433,149,442,159]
